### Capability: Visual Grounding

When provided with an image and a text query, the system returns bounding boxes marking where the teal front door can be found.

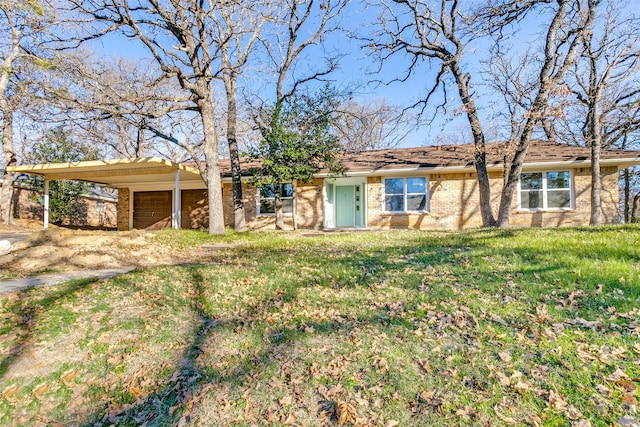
[336,186,355,227]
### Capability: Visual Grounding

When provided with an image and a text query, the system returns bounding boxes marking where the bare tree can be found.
[68,1,254,234]
[0,0,54,224]
[333,99,416,152]
[212,3,270,232]
[254,0,348,230]
[368,0,597,227]
[35,52,197,159]
[558,3,640,224]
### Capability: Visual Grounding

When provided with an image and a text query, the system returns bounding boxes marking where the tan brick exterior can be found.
[295,178,324,229]
[117,188,130,231]
[112,167,621,231]
[216,179,322,230]
[363,167,620,230]
[510,166,619,228]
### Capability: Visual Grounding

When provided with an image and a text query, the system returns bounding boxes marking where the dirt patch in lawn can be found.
[0,225,208,277]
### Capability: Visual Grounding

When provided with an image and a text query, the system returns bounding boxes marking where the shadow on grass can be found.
[0,278,98,380]
[77,266,375,426]
[65,225,639,425]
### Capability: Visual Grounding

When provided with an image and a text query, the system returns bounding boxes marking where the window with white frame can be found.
[383,177,429,213]
[258,183,293,215]
[519,171,572,210]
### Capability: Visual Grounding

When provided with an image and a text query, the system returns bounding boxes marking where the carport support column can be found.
[173,170,181,229]
[43,179,49,229]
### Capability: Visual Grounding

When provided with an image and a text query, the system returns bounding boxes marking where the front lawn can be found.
[0,226,638,426]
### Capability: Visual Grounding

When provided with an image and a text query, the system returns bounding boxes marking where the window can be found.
[96,200,105,212]
[258,183,293,215]
[519,171,572,210]
[383,177,429,212]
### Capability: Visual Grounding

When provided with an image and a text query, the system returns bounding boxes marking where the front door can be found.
[336,186,356,227]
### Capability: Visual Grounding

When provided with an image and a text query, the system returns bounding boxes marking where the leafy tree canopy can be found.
[26,126,99,225]
[250,85,344,188]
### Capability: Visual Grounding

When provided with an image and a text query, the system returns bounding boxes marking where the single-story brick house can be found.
[8,140,640,230]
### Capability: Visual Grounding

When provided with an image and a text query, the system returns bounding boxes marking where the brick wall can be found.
[223,182,295,230]
[295,178,324,229]
[220,179,323,230]
[115,166,621,231]
[366,167,620,230]
[117,188,130,231]
[510,166,619,227]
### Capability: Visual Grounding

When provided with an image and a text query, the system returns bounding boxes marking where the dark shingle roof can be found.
[217,140,640,177]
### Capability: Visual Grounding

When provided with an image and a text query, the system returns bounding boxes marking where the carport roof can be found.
[7,157,203,187]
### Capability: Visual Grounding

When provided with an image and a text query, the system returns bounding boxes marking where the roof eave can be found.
[315,157,640,177]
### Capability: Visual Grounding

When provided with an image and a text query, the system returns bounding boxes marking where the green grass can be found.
[0,226,639,426]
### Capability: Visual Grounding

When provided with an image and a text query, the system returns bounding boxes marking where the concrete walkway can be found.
[0,267,136,295]
[0,233,31,245]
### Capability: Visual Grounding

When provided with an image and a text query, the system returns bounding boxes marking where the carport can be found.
[7,158,205,230]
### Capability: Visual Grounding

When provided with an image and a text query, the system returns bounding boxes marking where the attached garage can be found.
[133,191,172,230]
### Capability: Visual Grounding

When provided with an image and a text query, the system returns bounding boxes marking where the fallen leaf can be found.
[498,351,512,363]
[282,413,296,425]
[595,384,612,396]
[495,371,510,386]
[607,368,629,382]
[566,405,583,420]
[337,400,357,426]
[2,384,20,403]
[279,395,293,406]
[416,358,432,373]
[494,406,517,424]
[59,369,79,386]
[31,383,50,400]
[618,380,638,394]
[513,380,534,393]
[549,390,568,413]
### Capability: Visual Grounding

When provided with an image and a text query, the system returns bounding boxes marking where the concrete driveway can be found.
[0,233,31,244]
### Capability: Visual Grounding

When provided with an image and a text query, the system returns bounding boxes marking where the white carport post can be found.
[173,169,181,229]
[43,178,50,229]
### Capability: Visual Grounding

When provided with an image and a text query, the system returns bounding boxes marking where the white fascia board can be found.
[314,157,640,178]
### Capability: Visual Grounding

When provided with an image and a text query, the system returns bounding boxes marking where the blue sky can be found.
[86,1,640,149]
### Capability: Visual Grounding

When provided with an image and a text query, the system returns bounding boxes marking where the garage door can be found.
[133,191,172,230]
[181,189,209,229]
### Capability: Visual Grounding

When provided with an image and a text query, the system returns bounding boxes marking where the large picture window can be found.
[519,171,572,210]
[383,177,429,212]
[258,183,293,215]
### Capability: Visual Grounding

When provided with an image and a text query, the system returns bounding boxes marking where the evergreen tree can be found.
[251,87,344,229]
[27,127,99,225]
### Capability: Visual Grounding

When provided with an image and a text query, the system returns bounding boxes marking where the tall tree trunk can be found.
[589,130,602,225]
[623,169,630,223]
[135,118,146,158]
[496,92,549,227]
[587,54,602,225]
[223,73,247,231]
[292,180,298,230]
[632,192,640,223]
[199,94,225,235]
[0,101,16,225]
[274,181,285,230]
[450,64,496,227]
